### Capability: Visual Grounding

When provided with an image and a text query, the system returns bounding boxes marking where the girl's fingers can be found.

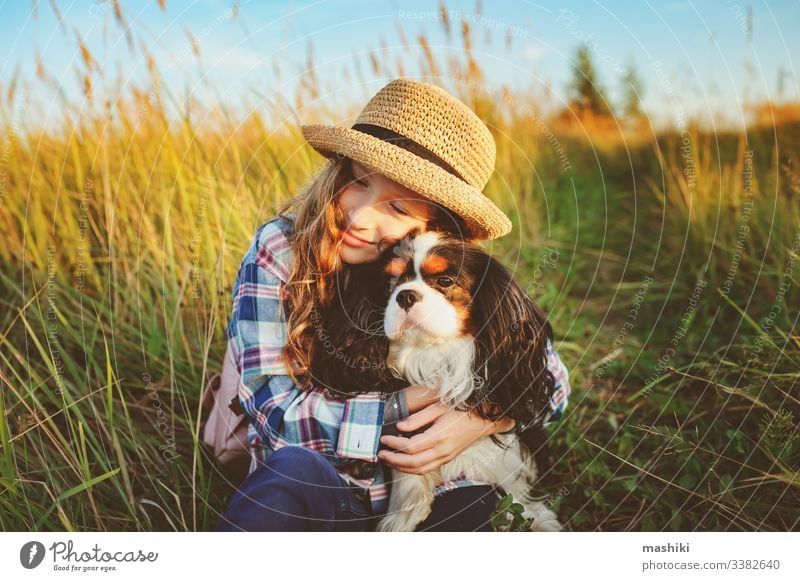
[378,434,413,454]
[379,427,442,455]
[397,402,448,432]
[378,446,441,473]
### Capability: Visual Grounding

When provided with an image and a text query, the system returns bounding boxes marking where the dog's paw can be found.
[526,502,562,532]
[530,515,562,532]
[376,514,415,532]
[376,504,433,532]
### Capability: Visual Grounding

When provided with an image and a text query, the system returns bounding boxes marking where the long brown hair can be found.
[275,155,472,389]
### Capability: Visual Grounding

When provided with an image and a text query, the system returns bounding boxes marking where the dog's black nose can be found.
[396,289,421,311]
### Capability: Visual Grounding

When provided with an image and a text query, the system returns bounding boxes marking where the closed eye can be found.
[351,164,369,187]
[390,202,409,216]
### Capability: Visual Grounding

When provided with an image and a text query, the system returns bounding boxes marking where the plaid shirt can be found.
[227,215,571,515]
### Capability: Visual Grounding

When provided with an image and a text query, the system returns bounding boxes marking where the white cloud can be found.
[203,46,264,71]
[523,44,549,61]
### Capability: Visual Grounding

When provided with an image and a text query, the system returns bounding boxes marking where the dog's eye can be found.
[436,276,455,288]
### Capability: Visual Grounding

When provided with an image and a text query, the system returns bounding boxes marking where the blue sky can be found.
[1,0,798,128]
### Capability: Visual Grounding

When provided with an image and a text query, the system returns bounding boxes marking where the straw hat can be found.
[301,79,512,240]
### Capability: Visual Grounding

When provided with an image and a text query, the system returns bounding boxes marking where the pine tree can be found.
[621,60,645,119]
[568,43,613,117]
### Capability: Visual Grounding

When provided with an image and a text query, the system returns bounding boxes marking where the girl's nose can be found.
[347,204,377,232]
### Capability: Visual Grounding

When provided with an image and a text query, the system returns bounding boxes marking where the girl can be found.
[214,79,570,532]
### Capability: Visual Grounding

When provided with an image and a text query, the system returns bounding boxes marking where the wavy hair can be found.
[275,156,472,390]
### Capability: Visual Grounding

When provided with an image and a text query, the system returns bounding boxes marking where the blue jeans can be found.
[214,446,499,532]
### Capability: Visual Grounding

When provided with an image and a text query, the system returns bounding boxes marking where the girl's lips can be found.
[342,230,373,247]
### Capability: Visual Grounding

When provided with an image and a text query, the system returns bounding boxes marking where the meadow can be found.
[1,7,798,531]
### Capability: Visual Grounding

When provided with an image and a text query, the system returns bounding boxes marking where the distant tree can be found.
[568,43,613,117]
[620,60,645,119]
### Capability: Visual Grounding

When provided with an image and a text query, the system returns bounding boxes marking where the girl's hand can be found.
[377,403,515,475]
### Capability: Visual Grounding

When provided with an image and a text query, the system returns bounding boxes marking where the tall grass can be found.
[1,1,798,531]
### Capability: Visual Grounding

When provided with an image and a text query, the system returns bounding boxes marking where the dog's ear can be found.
[308,260,402,396]
[468,250,555,430]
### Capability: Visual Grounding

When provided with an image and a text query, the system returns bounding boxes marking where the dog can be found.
[309,229,561,532]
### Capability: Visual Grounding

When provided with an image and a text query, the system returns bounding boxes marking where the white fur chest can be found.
[387,335,479,407]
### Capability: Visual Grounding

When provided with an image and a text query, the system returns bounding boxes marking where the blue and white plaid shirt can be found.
[227,215,571,514]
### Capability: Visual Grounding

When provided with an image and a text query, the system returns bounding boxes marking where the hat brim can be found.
[301,124,512,241]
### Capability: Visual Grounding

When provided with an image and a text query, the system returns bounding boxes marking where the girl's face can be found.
[337,160,437,265]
